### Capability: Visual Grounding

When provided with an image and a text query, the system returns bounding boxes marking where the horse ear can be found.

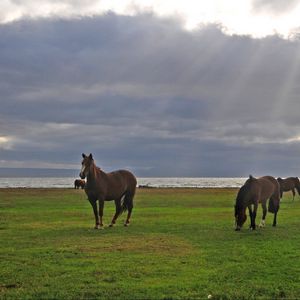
[249,174,254,180]
[89,153,93,160]
[82,153,86,158]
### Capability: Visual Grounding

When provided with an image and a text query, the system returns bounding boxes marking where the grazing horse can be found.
[79,153,137,228]
[234,175,280,231]
[277,177,300,201]
[74,179,85,189]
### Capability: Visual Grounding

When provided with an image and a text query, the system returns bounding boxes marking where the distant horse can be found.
[74,179,85,189]
[234,175,280,231]
[277,177,300,201]
[79,153,137,228]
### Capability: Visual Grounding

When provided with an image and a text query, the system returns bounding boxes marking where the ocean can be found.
[0,177,246,188]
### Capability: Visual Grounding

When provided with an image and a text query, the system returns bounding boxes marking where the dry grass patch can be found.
[78,234,196,256]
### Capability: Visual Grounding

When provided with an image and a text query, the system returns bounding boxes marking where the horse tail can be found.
[268,196,280,213]
[295,177,300,195]
[296,186,300,196]
[119,192,127,213]
[121,189,135,213]
[120,194,129,213]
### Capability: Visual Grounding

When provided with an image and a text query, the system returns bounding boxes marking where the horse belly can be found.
[105,191,125,201]
[85,190,98,201]
[259,190,274,202]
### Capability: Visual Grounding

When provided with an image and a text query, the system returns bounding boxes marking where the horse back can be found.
[278,177,299,191]
[257,176,280,201]
[105,169,137,199]
[287,177,299,188]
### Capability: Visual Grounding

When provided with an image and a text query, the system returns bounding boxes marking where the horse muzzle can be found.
[79,172,86,179]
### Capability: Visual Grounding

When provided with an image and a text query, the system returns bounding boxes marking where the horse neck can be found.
[235,195,244,211]
[236,183,253,209]
[87,163,106,184]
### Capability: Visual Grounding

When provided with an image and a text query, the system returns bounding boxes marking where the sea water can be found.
[0,177,246,188]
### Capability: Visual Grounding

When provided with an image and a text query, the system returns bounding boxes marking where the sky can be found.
[1,0,300,177]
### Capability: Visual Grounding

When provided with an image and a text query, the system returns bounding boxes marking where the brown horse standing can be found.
[74,179,85,189]
[234,175,280,231]
[277,177,300,201]
[79,153,137,228]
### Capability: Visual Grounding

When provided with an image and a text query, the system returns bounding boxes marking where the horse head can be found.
[80,153,94,179]
[234,175,255,230]
[234,202,247,231]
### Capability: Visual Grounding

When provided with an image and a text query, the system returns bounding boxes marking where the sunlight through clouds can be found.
[287,136,300,142]
[0,136,13,150]
[1,2,300,175]
[272,41,300,119]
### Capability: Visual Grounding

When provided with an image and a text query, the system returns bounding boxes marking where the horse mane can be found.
[235,185,247,208]
[88,160,100,179]
[92,166,104,180]
[235,175,255,213]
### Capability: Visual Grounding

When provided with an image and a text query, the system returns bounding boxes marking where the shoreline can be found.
[0,177,246,189]
[0,186,239,190]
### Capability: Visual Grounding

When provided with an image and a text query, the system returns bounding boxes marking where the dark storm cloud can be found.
[1,13,300,176]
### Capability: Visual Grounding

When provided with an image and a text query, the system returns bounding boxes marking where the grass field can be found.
[1,187,300,299]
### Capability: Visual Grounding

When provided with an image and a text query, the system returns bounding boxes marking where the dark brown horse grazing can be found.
[234,175,280,231]
[79,153,137,228]
[277,177,300,201]
[74,179,85,189]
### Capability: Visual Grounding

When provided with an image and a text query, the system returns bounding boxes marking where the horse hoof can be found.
[235,228,241,231]
[124,223,129,227]
[95,225,104,230]
[109,224,114,228]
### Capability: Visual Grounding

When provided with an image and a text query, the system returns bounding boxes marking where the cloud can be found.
[2,1,300,38]
[252,0,299,15]
[1,14,300,176]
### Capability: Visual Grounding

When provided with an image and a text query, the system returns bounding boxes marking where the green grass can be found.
[1,187,300,299]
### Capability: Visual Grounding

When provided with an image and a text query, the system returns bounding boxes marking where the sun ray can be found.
[270,41,300,130]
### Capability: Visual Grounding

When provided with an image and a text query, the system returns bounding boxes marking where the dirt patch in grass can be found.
[78,234,195,256]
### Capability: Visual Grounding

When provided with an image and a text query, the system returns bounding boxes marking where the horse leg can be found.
[292,188,295,201]
[270,194,280,227]
[273,211,278,227]
[88,198,100,229]
[259,203,267,227]
[109,198,122,227]
[124,195,133,226]
[248,205,253,229]
[98,198,104,228]
[250,203,258,230]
